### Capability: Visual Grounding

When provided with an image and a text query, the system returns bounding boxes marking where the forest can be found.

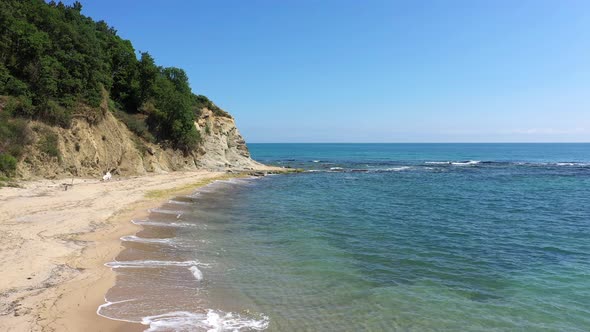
[0,0,228,176]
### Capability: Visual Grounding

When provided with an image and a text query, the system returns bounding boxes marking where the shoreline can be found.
[0,168,285,331]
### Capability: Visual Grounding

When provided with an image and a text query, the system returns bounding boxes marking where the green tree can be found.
[138,52,158,104]
[147,69,200,151]
[0,0,229,168]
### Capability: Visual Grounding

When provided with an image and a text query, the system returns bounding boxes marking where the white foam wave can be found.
[451,160,480,166]
[141,310,269,332]
[96,299,140,324]
[384,166,411,171]
[425,161,451,165]
[555,162,589,166]
[312,160,320,163]
[120,235,173,244]
[330,167,344,171]
[516,161,590,167]
[189,266,203,281]
[149,209,183,219]
[168,199,193,206]
[131,220,198,228]
[105,260,208,269]
[106,260,210,283]
[424,160,481,166]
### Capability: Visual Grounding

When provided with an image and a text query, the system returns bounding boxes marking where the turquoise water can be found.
[102,144,590,331]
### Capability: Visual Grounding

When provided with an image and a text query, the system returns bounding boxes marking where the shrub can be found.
[114,109,155,143]
[0,111,33,158]
[4,96,34,118]
[73,103,105,126]
[38,130,60,159]
[2,76,30,97]
[0,153,17,175]
[38,99,72,127]
[193,95,231,118]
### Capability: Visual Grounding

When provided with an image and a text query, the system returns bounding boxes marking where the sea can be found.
[98,143,590,331]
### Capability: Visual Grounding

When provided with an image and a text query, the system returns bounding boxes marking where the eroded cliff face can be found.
[194,108,263,170]
[16,108,262,179]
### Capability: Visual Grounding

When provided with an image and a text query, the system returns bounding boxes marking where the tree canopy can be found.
[0,0,228,154]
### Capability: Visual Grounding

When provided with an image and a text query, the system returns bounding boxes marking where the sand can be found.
[0,170,276,331]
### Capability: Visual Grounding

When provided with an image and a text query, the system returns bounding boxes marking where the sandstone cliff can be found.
[15,108,265,179]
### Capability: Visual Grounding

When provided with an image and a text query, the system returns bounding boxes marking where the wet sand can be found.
[0,170,280,331]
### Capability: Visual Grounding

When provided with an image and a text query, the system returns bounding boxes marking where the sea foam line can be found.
[131,220,199,228]
[141,310,269,332]
[148,208,184,219]
[105,260,209,268]
[189,266,203,281]
[425,161,451,165]
[383,166,411,171]
[105,260,209,281]
[98,302,269,331]
[120,235,173,244]
[451,160,481,166]
[96,298,141,324]
[167,199,193,206]
[424,160,481,166]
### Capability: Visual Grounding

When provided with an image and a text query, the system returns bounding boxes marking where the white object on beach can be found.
[102,171,112,181]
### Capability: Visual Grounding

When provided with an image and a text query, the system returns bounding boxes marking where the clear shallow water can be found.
[101,144,590,331]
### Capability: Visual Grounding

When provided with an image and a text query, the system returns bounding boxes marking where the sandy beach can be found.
[0,169,278,332]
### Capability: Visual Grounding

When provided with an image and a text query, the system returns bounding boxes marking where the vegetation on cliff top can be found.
[0,0,229,175]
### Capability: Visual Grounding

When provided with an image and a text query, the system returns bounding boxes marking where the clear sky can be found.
[68,0,589,142]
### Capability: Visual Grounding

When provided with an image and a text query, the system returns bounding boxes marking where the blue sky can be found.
[70,0,589,142]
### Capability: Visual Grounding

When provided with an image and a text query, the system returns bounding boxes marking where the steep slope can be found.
[194,108,263,170]
[15,108,264,179]
[0,1,273,180]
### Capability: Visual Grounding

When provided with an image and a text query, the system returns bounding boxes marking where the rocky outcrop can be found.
[194,108,263,170]
[16,108,264,179]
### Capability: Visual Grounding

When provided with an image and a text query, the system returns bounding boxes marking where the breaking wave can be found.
[168,199,194,206]
[450,160,481,166]
[105,260,208,281]
[105,260,208,269]
[120,235,174,244]
[189,266,203,281]
[141,310,269,332]
[148,209,184,219]
[131,220,199,228]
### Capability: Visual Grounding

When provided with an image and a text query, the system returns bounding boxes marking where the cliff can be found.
[14,108,265,179]
[0,1,278,181]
